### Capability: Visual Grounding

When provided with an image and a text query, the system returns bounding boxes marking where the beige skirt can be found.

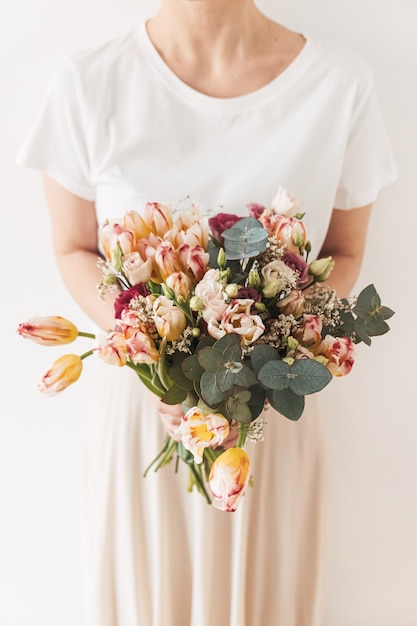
[81,359,328,626]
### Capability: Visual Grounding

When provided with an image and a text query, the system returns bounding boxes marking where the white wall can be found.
[2,1,416,625]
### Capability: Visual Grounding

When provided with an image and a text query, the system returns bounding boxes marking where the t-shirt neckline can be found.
[136,21,315,113]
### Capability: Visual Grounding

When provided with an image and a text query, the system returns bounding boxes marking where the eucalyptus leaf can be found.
[226,397,252,423]
[250,344,280,374]
[216,367,236,393]
[267,388,305,421]
[287,359,332,395]
[234,364,258,387]
[198,347,222,373]
[161,384,188,405]
[196,335,216,350]
[182,354,205,381]
[222,343,242,363]
[214,333,241,352]
[258,360,291,391]
[168,363,195,390]
[200,370,226,406]
[356,284,378,308]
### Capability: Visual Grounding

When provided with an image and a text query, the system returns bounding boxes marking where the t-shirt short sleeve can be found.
[334,70,398,210]
[16,56,95,201]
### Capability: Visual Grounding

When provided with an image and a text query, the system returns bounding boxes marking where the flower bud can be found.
[161,283,176,300]
[38,354,83,396]
[287,336,299,351]
[308,257,335,281]
[292,229,305,250]
[192,327,201,337]
[254,302,267,313]
[262,280,279,299]
[224,283,239,298]
[283,356,295,366]
[248,269,262,289]
[17,316,78,346]
[190,296,204,312]
[217,248,227,269]
[219,268,232,283]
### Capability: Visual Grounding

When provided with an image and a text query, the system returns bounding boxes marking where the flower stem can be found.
[78,331,96,339]
[237,427,247,448]
[80,350,94,360]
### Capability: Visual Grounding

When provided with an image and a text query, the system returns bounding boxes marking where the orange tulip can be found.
[17,316,78,346]
[209,447,251,512]
[38,354,83,396]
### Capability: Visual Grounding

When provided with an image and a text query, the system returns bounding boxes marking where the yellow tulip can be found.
[17,316,78,346]
[38,354,83,396]
[209,447,251,512]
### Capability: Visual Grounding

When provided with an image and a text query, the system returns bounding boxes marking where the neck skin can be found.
[147,0,276,64]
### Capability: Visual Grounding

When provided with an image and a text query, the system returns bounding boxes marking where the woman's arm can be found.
[317,204,373,298]
[42,174,117,330]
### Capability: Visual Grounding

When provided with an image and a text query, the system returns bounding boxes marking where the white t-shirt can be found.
[17,22,397,257]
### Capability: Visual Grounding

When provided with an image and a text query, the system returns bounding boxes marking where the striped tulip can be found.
[17,316,78,346]
[38,354,83,396]
[209,447,251,512]
[177,407,230,463]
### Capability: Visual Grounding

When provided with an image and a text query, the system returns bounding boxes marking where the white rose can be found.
[261,260,296,295]
[194,269,228,322]
[270,186,302,216]
[123,252,153,285]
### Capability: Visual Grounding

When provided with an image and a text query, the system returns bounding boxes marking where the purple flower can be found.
[114,283,148,319]
[208,213,243,244]
[247,202,267,219]
[283,251,309,284]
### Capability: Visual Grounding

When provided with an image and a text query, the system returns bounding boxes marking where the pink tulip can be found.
[93,331,127,366]
[124,328,159,365]
[121,210,150,242]
[154,241,182,281]
[316,335,355,377]
[178,244,210,283]
[100,222,135,265]
[153,296,187,342]
[17,316,78,346]
[38,354,83,396]
[209,447,251,512]
[144,202,173,237]
[165,272,193,298]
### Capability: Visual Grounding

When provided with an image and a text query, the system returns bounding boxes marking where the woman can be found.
[17,1,397,624]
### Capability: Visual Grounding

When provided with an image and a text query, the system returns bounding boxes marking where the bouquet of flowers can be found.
[18,188,394,511]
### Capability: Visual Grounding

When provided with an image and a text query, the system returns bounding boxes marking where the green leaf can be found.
[247,385,266,421]
[234,364,258,387]
[197,347,222,373]
[250,344,280,374]
[182,354,205,381]
[168,363,194,390]
[222,343,242,363]
[216,367,235,392]
[380,306,395,320]
[214,333,241,352]
[353,304,372,319]
[356,284,378,308]
[200,371,226,406]
[161,385,187,405]
[267,388,305,420]
[364,318,391,337]
[226,397,252,423]
[196,335,216,351]
[258,360,291,390]
[354,318,372,345]
[287,359,332,395]
[234,390,252,403]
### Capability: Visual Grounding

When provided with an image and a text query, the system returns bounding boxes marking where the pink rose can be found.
[208,213,242,244]
[270,186,302,216]
[277,289,306,317]
[123,251,153,286]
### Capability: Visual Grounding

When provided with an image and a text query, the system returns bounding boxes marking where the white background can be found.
[2,1,416,625]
